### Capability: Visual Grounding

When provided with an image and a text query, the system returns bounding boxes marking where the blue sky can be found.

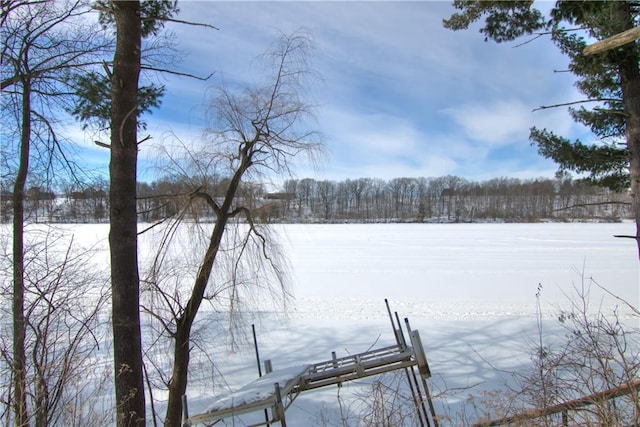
[72,1,590,186]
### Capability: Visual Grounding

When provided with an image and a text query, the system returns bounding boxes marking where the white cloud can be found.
[129,2,588,184]
[322,108,420,155]
[443,100,533,146]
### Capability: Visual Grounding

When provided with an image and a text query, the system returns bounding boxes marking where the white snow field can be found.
[8,222,639,425]
[139,223,640,426]
[175,222,638,426]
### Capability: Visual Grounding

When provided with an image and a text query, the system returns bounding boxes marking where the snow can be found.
[180,222,639,425]
[5,222,638,425]
[204,364,310,413]
[279,223,638,308]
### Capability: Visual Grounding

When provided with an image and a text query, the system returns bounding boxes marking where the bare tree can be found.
[0,1,109,423]
[140,30,322,426]
[317,180,336,220]
[262,174,631,223]
[0,227,111,427]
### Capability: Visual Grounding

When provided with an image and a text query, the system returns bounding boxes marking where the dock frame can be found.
[183,300,439,427]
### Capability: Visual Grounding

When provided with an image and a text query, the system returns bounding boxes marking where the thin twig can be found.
[142,16,219,31]
[140,65,214,81]
[554,201,631,212]
[591,278,640,316]
[533,98,621,112]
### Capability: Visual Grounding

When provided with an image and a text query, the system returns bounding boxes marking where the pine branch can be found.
[593,107,628,117]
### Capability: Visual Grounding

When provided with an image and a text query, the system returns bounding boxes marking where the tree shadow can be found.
[181,312,564,426]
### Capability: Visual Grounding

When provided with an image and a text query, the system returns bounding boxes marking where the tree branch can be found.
[533,99,622,112]
[583,26,640,56]
[142,16,219,31]
[554,201,631,212]
[94,141,110,149]
[613,234,639,240]
[191,188,222,216]
[594,107,629,117]
[140,65,214,81]
[512,32,546,48]
[137,134,152,146]
[138,215,176,235]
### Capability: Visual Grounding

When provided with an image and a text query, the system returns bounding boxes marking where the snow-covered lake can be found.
[180,222,638,426]
[281,222,638,314]
[7,222,639,425]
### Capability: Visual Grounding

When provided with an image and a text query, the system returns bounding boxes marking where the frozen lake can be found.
[5,222,638,425]
[159,222,638,425]
[279,222,639,314]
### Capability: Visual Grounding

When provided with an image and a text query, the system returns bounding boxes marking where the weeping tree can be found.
[140,31,323,426]
[444,0,640,257]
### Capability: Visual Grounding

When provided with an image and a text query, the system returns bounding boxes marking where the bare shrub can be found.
[474,276,639,426]
[354,373,423,427]
[0,226,111,426]
[344,274,638,427]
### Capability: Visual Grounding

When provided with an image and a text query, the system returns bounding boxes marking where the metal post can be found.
[332,351,342,387]
[274,383,286,427]
[252,324,270,426]
[385,298,402,346]
[394,311,407,349]
[181,394,189,427]
[401,321,430,427]
[252,324,263,377]
[406,319,439,427]
[385,299,425,427]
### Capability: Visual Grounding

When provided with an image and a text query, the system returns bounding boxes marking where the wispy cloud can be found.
[443,100,537,146]
[60,1,587,185]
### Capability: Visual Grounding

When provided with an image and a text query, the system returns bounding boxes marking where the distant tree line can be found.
[279,175,631,223]
[1,174,632,224]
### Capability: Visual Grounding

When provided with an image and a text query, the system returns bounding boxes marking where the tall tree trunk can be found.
[109,1,145,425]
[12,77,30,427]
[616,1,640,258]
[627,81,640,259]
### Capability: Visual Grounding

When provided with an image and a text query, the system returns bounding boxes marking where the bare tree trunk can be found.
[12,76,30,427]
[109,1,145,425]
[164,168,245,427]
[163,224,226,427]
[627,87,640,259]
